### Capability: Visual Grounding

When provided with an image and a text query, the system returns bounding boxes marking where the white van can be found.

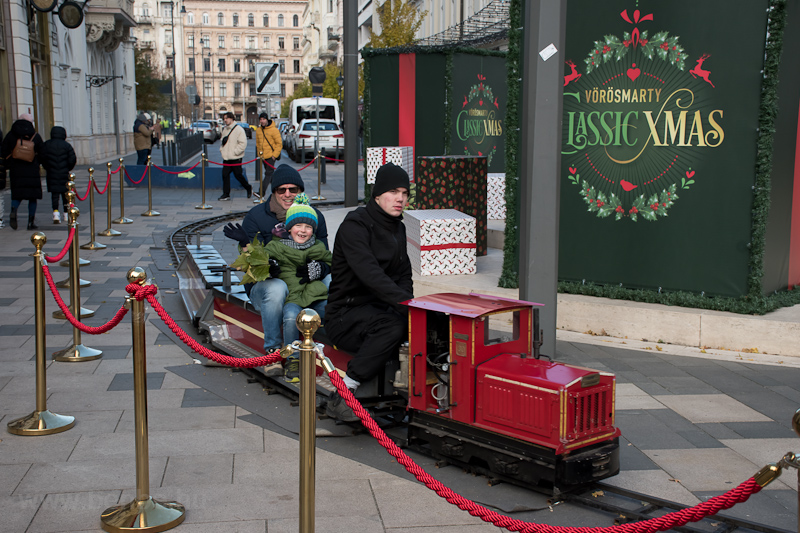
[289,97,340,131]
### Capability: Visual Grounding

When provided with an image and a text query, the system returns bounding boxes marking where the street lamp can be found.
[168,1,178,136]
[209,51,215,122]
[336,74,344,108]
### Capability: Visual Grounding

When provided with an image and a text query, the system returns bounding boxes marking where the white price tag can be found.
[539,43,558,61]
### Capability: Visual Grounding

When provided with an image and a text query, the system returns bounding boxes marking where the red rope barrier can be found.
[152,160,202,174]
[94,173,111,195]
[143,291,282,367]
[42,264,129,334]
[297,158,318,172]
[324,156,344,163]
[325,369,763,533]
[262,159,276,170]
[110,167,121,174]
[208,158,259,166]
[43,227,75,263]
[74,182,91,201]
[124,166,148,185]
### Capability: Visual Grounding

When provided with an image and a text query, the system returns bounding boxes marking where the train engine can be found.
[402,293,620,493]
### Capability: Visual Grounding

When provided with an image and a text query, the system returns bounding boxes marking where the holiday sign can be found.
[559,1,768,297]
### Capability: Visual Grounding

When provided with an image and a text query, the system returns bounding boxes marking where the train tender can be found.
[177,244,621,493]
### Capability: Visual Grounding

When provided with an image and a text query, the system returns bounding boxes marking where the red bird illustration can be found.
[462,95,468,108]
[620,180,638,192]
[493,97,499,108]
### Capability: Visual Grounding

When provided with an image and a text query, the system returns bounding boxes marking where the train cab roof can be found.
[403,292,543,318]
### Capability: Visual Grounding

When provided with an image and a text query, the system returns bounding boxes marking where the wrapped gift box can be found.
[367,146,414,184]
[488,173,506,220]
[415,156,488,255]
[404,209,476,276]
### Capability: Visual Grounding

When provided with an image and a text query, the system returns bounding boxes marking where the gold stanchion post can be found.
[311,152,326,201]
[142,156,160,216]
[297,309,321,533]
[53,205,98,324]
[114,157,133,224]
[195,152,212,209]
[81,168,107,250]
[99,162,122,237]
[255,150,263,203]
[59,180,90,268]
[7,233,76,435]
[100,267,185,533]
[56,185,91,289]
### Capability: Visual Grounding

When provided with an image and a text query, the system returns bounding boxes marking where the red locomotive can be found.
[178,246,621,493]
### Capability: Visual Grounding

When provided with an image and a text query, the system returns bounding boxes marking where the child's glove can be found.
[268,259,281,279]
[223,222,249,247]
[296,260,330,284]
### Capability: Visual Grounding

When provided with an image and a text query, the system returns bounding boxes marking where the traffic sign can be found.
[185,84,197,97]
[255,62,280,95]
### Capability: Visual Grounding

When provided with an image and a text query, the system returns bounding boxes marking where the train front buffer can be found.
[405,293,621,491]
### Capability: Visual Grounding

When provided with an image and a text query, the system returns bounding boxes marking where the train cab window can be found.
[483,310,521,346]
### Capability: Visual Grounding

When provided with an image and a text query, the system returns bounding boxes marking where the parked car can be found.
[191,121,218,143]
[237,122,253,139]
[289,119,344,163]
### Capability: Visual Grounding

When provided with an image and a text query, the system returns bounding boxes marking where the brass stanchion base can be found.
[195,204,213,210]
[52,343,103,362]
[60,257,90,267]
[98,228,123,236]
[81,241,108,250]
[7,410,76,436]
[311,195,327,201]
[141,210,160,217]
[53,306,95,319]
[55,278,91,289]
[101,497,185,533]
[113,217,134,224]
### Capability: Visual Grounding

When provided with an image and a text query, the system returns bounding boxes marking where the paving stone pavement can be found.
[0,148,798,532]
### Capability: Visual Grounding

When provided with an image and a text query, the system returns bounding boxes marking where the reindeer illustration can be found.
[564,60,581,87]
[689,54,715,88]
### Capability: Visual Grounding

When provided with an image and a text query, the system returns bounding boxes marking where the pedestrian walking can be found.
[134,112,154,165]
[255,112,282,195]
[1,114,44,230]
[218,111,254,200]
[40,126,77,224]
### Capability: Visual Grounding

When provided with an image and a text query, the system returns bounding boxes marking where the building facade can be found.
[133,0,306,123]
[300,0,343,77]
[1,0,137,164]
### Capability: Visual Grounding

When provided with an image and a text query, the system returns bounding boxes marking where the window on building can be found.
[293,59,300,73]
[232,13,239,27]
[328,0,333,12]
[293,36,299,49]
[234,82,241,97]
[247,36,255,49]
[249,82,256,96]
[280,83,285,97]
[248,13,254,26]
[162,3,172,19]
[278,36,284,49]
[142,3,150,16]
[292,14,298,26]
[233,35,240,48]
[204,81,212,97]
[248,59,255,72]
[202,12,209,24]
[233,58,241,72]
[217,12,223,25]
[202,34,210,47]
[278,14,284,26]
[188,57,195,71]
[164,29,172,44]
[187,33,194,48]
[263,14,269,27]
[166,56,174,69]
[219,82,227,97]
[279,59,285,73]
[218,35,225,48]
[263,35,270,48]
[186,11,193,24]
[203,57,210,71]
[218,58,225,72]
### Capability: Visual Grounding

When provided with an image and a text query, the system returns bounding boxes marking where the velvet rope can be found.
[74,182,91,201]
[42,264,129,333]
[324,369,763,533]
[43,227,75,263]
[124,166,148,185]
[142,291,283,367]
[152,160,202,174]
[297,158,318,172]
[94,173,111,195]
[208,158,260,166]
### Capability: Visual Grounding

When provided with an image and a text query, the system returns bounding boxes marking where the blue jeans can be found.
[136,149,150,165]
[283,300,327,346]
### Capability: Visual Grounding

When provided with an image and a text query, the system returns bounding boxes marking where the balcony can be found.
[138,40,154,49]
[135,14,153,24]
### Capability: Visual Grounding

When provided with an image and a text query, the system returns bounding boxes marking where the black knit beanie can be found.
[372,163,410,197]
[271,164,305,192]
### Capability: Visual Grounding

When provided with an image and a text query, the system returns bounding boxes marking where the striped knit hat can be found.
[286,193,318,232]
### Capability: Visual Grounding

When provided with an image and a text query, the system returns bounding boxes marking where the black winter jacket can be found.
[242,194,329,248]
[1,119,43,201]
[325,200,413,318]
[41,126,77,193]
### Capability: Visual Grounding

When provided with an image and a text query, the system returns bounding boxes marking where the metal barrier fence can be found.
[159,132,204,166]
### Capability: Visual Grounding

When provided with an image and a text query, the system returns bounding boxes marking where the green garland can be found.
[498,0,523,288]
[444,54,453,152]
[502,0,790,314]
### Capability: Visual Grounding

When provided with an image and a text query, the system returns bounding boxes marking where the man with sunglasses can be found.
[225,165,329,354]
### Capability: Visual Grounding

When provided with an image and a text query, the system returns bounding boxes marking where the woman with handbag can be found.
[1,114,43,230]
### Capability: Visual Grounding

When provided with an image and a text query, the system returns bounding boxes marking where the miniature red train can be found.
[178,246,621,493]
